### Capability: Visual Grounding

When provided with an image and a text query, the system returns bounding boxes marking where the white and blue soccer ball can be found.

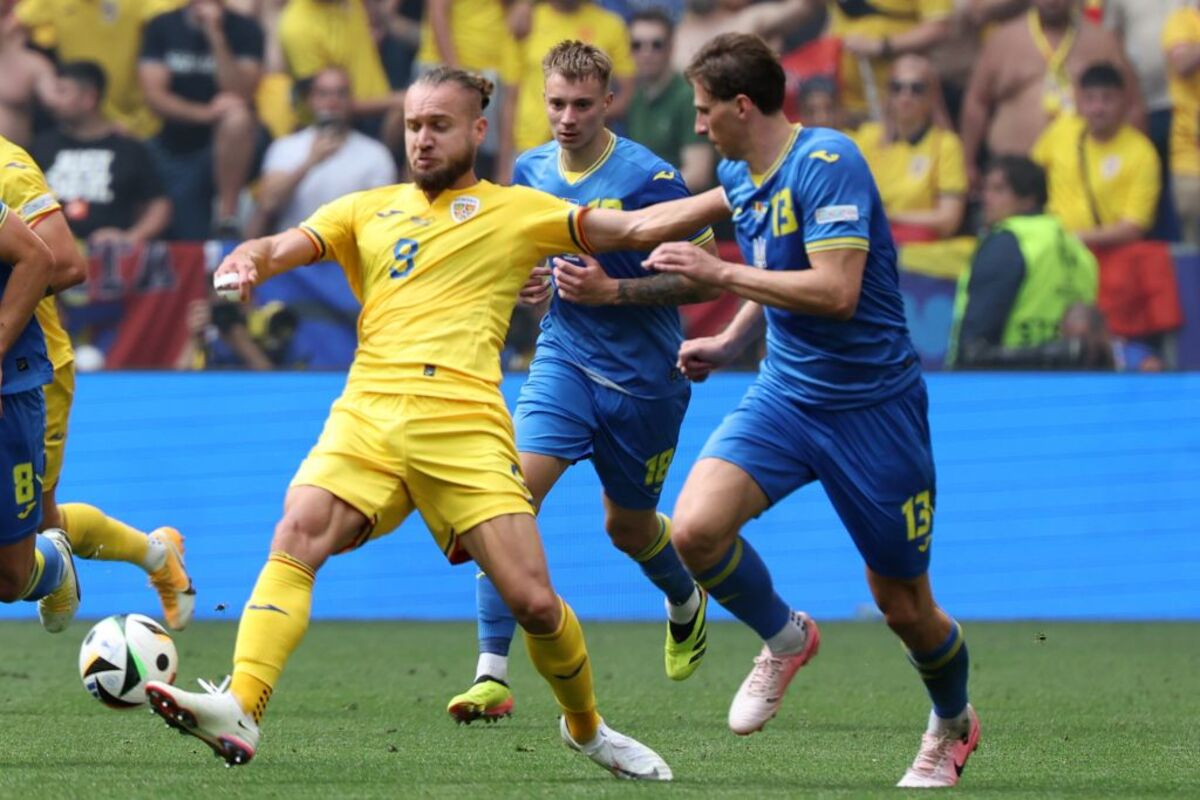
[79,614,178,709]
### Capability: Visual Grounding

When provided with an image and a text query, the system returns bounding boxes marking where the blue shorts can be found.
[0,388,46,545]
[700,378,936,579]
[515,356,689,510]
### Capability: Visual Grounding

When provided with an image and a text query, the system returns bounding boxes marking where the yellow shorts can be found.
[43,362,75,491]
[291,391,534,562]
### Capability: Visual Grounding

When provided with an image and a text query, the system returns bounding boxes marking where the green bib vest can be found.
[949,214,1098,365]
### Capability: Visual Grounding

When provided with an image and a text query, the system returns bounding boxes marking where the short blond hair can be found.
[542,40,613,87]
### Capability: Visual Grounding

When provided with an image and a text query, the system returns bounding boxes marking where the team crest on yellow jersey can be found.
[451,196,480,223]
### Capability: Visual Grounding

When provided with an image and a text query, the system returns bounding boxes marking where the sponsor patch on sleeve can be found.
[19,193,57,220]
[814,204,859,225]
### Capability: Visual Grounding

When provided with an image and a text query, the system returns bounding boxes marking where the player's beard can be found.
[411,143,477,194]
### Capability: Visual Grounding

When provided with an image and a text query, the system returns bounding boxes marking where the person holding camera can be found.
[250,66,397,237]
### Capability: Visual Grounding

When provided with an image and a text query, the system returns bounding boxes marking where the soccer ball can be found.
[79,614,178,709]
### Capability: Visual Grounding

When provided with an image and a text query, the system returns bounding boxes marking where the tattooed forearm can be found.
[615,273,718,305]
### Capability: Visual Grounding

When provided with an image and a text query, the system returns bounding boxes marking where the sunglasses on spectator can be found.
[889,80,928,96]
[632,38,666,52]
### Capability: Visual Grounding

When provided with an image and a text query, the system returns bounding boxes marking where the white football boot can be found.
[728,612,821,735]
[38,529,80,633]
[897,705,981,788]
[559,717,673,781]
[146,677,261,766]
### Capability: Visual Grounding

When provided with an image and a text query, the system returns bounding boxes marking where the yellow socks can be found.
[524,598,600,744]
[59,503,150,566]
[231,552,315,723]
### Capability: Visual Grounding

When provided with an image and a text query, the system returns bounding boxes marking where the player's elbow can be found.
[827,285,860,320]
[624,214,658,252]
[61,250,87,290]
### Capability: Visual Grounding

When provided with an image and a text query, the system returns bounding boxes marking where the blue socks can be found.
[21,534,66,602]
[694,536,790,640]
[908,619,970,719]
[476,572,518,658]
[632,514,695,606]
[475,513,699,667]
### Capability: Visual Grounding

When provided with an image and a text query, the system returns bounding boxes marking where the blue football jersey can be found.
[0,201,50,396]
[719,126,919,408]
[515,133,714,399]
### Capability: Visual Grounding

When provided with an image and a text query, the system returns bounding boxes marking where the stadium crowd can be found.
[0,0,1192,370]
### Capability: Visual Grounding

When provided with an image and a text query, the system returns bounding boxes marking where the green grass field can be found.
[0,620,1196,799]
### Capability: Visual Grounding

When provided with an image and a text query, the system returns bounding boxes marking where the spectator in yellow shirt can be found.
[1032,62,1160,249]
[1163,2,1200,246]
[513,0,634,153]
[832,0,953,122]
[278,0,405,148]
[854,55,966,240]
[415,0,521,181]
[12,0,179,138]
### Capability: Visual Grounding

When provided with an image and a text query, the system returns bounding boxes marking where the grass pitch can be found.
[0,620,1196,799]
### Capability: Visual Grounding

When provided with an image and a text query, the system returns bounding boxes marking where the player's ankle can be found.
[476,652,509,683]
[666,584,700,623]
[141,535,168,572]
[564,709,601,744]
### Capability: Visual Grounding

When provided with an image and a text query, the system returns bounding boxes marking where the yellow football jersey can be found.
[299,180,587,403]
[853,122,966,214]
[1031,113,1161,233]
[829,0,953,115]
[513,2,636,152]
[415,0,520,86]
[279,0,392,102]
[1163,8,1200,177]
[0,138,74,370]
[15,0,180,139]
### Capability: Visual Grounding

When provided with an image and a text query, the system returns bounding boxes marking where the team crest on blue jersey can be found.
[450,196,480,223]
[753,237,767,268]
[751,202,768,221]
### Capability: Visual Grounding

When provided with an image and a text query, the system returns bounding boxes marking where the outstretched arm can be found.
[645,242,866,320]
[579,187,731,253]
[213,228,319,301]
[549,238,721,306]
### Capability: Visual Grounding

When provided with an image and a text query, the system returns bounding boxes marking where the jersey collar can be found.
[750,124,802,188]
[557,130,616,186]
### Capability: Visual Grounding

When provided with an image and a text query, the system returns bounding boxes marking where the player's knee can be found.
[669,514,726,569]
[509,587,560,633]
[603,514,653,556]
[272,509,328,554]
[876,591,924,632]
